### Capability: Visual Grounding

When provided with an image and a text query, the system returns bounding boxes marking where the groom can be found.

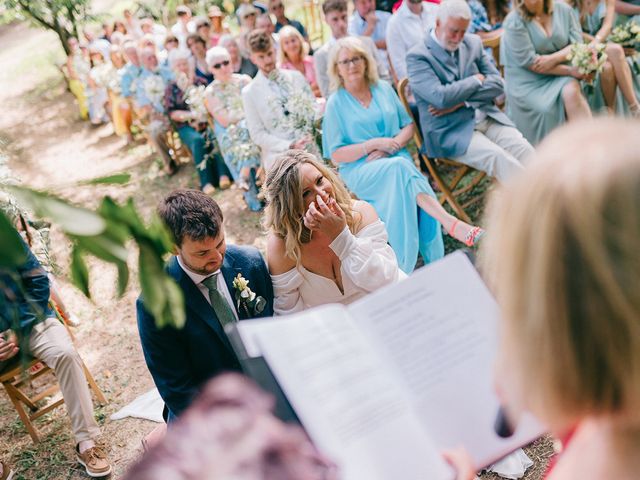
[136,189,274,422]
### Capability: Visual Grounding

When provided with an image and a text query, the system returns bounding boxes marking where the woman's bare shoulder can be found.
[266,233,296,275]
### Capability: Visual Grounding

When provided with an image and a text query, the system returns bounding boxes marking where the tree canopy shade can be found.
[1,0,94,55]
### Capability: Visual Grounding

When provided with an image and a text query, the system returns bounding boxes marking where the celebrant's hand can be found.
[442,447,477,480]
[0,331,19,362]
[303,194,346,241]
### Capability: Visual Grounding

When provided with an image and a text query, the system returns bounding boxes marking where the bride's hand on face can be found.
[303,195,346,241]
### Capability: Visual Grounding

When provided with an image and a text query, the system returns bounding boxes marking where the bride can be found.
[263,149,403,315]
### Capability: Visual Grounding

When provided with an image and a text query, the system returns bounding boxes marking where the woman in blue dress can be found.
[322,37,483,273]
[205,46,262,211]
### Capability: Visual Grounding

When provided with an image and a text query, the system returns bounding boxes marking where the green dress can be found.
[501,1,583,144]
[578,0,640,114]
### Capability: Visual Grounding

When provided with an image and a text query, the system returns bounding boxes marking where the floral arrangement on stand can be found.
[567,42,608,93]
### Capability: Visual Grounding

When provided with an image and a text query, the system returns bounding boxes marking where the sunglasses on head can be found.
[212,59,230,69]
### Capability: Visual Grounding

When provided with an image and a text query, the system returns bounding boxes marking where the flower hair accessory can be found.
[232,273,266,317]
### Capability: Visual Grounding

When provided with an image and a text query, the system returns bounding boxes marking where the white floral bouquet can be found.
[225,123,261,163]
[567,42,608,93]
[143,74,165,108]
[184,85,209,123]
[608,21,640,48]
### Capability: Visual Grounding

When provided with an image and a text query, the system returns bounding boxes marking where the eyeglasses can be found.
[212,59,230,69]
[337,56,364,67]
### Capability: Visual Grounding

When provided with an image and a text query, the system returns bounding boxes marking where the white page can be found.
[348,251,544,468]
[251,304,454,480]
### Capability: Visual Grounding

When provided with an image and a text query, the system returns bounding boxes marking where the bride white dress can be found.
[271,218,405,315]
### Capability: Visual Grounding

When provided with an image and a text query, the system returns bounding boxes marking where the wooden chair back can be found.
[481,32,504,77]
[397,78,487,223]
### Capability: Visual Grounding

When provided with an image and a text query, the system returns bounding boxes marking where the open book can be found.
[233,251,544,480]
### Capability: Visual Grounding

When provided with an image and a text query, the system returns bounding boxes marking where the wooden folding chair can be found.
[0,303,107,443]
[397,78,487,223]
[482,32,504,77]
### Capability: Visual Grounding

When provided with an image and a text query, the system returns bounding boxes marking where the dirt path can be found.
[0,21,264,480]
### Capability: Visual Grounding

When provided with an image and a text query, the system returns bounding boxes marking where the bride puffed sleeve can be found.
[271,268,305,316]
[329,220,403,292]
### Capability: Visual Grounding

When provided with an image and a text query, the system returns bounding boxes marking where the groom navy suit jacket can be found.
[136,244,274,420]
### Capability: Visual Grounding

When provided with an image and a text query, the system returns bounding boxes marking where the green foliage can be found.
[4,186,185,329]
[78,173,132,186]
[0,210,27,267]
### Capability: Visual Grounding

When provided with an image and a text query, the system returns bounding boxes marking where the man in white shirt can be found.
[386,0,438,81]
[171,5,196,49]
[242,29,320,170]
[348,0,392,70]
[314,0,391,97]
[137,189,274,422]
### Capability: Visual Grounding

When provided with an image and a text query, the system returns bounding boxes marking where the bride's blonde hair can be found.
[263,150,359,266]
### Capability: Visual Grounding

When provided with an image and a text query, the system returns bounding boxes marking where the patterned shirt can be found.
[164,76,209,129]
[134,65,174,112]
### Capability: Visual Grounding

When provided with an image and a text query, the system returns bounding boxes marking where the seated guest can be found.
[136,190,274,421]
[140,17,167,50]
[113,19,128,36]
[119,41,142,142]
[407,0,533,181]
[270,0,310,42]
[323,37,483,272]
[265,150,404,314]
[207,6,231,47]
[172,5,196,48]
[165,49,231,193]
[256,13,282,52]
[219,34,259,77]
[134,48,176,174]
[87,49,110,125]
[243,29,320,171]
[0,240,111,477]
[194,16,213,48]
[161,34,179,67]
[187,34,214,84]
[122,374,335,480]
[348,0,392,70]
[315,0,391,97]
[66,37,90,120]
[108,45,133,139]
[123,9,141,37]
[278,26,321,97]
[615,0,640,21]
[464,118,640,480]
[467,0,504,39]
[205,46,263,211]
[386,0,438,82]
[237,3,259,54]
[500,0,593,143]
[568,0,640,116]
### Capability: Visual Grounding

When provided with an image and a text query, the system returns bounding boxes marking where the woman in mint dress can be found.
[322,37,484,273]
[501,0,593,143]
[205,47,262,211]
[572,0,640,115]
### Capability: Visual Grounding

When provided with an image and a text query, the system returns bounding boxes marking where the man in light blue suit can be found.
[407,0,533,182]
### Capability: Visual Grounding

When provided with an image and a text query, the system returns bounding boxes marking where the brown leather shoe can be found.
[0,461,14,480]
[76,445,112,478]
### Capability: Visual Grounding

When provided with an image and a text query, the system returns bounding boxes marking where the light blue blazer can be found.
[407,31,513,158]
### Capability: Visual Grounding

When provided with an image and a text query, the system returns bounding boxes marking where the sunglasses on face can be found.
[212,59,230,69]
[337,56,364,67]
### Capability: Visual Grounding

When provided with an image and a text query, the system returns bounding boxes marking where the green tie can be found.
[201,274,237,329]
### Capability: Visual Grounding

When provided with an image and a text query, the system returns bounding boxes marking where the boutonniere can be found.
[232,273,267,317]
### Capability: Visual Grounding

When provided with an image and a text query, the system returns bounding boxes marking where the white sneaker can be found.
[66,313,81,327]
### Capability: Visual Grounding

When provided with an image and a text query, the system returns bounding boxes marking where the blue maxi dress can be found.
[322,81,444,273]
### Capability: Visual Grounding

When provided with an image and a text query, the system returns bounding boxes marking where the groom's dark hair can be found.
[158,189,224,247]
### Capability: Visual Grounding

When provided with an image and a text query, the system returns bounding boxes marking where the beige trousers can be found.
[453,118,534,182]
[28,318,100,444]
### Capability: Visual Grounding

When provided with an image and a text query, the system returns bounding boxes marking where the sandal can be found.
[464,226,485,247]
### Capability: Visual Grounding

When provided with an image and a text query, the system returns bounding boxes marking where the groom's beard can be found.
[180,254,224,276]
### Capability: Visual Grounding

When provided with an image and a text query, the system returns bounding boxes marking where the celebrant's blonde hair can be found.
[481,119,640,429]
[263,150,359,266]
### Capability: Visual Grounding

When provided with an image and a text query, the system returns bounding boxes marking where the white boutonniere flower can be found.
[232,273,266,316]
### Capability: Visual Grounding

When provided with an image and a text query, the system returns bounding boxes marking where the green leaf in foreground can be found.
[70,246,90,297]
[79,173,131,186]
[0,211,28,268]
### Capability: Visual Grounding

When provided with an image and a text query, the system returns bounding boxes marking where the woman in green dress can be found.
[569,0,640,115]
[501,0,594,143]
